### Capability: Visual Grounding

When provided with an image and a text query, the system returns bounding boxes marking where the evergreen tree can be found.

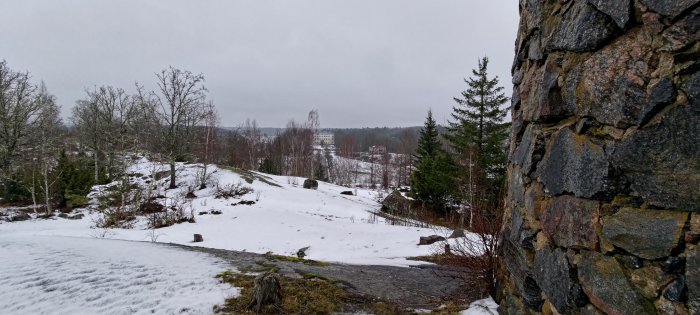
[447,57,509,191]
[411,110,457,213]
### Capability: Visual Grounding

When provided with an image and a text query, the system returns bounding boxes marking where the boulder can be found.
[303,179,318,190]
[66,213,84,220]
[381,190,417,216]
[193,234,203,242]
[541,195,600,250]
[340,191,354,196]
[535,129,608,198]
[9,213,31,222]
[578,251,653,315]
[418,235,445,246]
[602,208,688,260]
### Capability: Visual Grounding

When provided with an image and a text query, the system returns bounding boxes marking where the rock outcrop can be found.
[500,1,699,314]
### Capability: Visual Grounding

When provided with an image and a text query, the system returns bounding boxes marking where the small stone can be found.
[340,191,353,195]
[663,256,684,274]
[687,246,700,313]
[602,208,688,260]
[663,277,688,302]
[629,266,674,299]
[655,297,691,315]
[638,77,677,126]
[193,234,203,242]
[578,251,653,315]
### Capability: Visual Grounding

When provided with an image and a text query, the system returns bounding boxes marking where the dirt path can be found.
[177,245,464,310]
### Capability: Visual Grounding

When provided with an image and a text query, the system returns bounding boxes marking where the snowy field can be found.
[0,158,451,267]
[0,235,232,315]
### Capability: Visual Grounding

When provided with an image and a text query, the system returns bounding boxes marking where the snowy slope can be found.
[0,235,232,315]
[1,159,451,266]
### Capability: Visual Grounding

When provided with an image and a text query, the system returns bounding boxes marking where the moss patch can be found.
[263,252,330,266]
[214,271,347,315]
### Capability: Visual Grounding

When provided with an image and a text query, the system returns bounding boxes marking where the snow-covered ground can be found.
[0,235,232,315]
[0,158,452,266]
[460,297,499,315]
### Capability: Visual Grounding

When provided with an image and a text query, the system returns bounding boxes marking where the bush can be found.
[214,182,253,199]
[0,178,32,204]
[65,194,89,209]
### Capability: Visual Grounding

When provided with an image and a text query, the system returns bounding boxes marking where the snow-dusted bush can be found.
[213,182,253,199]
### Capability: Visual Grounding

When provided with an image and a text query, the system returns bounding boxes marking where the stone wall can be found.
[500,0,699,314]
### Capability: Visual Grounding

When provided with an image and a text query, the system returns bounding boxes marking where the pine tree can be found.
[447,57,509,191]
[411,110,457,213]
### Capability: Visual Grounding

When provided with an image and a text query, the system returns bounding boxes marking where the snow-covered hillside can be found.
[1,158,445,266]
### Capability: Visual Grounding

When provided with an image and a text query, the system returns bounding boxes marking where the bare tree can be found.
[196,102,218,189]
[32,84,63,214]
[73,85,141,184]
[0,60,41,179]
[141,67,208,189]
[242,118,261,170]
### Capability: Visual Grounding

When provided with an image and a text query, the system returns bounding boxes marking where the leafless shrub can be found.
[214,182,253,199]
[439,206,503,299]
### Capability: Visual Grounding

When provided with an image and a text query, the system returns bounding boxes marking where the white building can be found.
[314,132,335,146]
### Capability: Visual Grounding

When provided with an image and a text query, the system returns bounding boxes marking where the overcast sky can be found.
[1,0,519,128]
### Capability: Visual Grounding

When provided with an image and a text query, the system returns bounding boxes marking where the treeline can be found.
[0,60,340,214]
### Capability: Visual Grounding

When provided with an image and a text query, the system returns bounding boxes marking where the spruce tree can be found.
[411,110,457,213]
[447,57,509,191]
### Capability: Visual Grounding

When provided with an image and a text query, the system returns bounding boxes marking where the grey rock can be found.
[418,235,445,246]
[381,190,417,216]
[340,191,353,196]
[687,246,700,313]
[541,195,600,250]
[66,213,84,220]
[629,266,674,299]
[535,128,608,198]
[448,229,466,238]
[578,251,653,315]
[546,1,618,52]
[640,0,700,19]
[662,256,684,274]
[511,124,543,177]
[533,246,587,312]
[520,54,574,122]
[602,208,688,260]
[613,104,700,211]
[502,235,543,311]
[638,77,677,126]
[663,277,687,302]
[9,213,31,222]
[302,179,318,190]
[662,7,700,52]
[567,28,654,128]
[587,0,633,29]
[193,234,203,242]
